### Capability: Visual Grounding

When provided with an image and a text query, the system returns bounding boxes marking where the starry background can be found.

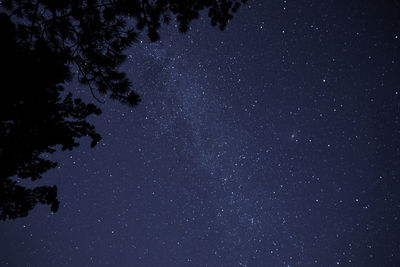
[1,0,400,266]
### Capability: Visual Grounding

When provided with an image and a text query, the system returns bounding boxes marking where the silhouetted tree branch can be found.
[0,0,246,220]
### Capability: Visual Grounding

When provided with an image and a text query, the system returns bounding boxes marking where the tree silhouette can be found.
[0,13,101,219]
[0,0,246,220]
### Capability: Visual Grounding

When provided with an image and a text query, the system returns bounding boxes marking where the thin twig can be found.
[74,59,106,104]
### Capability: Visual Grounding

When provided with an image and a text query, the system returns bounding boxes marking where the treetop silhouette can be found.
[0,0,246,220]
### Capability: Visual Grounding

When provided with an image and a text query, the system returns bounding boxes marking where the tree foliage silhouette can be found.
[0,0,246,220]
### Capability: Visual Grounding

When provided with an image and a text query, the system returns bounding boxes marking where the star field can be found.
[1,1,400,266]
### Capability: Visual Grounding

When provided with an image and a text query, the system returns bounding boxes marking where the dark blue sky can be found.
[1,0,400,266]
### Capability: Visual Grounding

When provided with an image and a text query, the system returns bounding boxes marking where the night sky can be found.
[1,0,400,266]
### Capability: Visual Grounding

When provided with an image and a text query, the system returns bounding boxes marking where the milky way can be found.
[1,1,400,266]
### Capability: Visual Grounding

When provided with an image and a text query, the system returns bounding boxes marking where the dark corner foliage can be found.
[0,0,247,220]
